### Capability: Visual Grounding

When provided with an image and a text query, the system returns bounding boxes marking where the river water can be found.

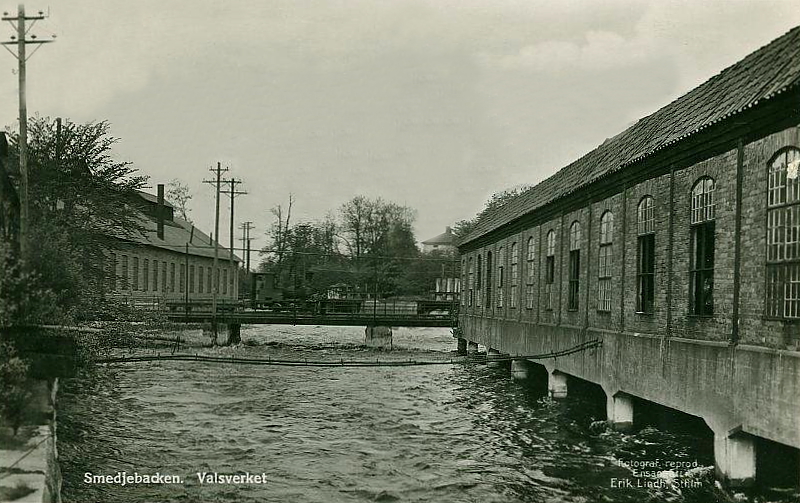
[57,325,779,502]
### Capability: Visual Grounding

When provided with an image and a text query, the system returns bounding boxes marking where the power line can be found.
[201,162,228,331]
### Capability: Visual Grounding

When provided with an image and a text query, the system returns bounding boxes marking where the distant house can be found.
[105,186,240,305]
[421,226,457,254]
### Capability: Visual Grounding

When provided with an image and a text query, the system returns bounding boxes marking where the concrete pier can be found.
[714,433,756,487]
[548,371,568,399]
[487,347,502,368]
[227,323,241,345]
[365,326,393,349]
[511,359,529,380]
[606,392,634,432]
[457,338,467,355]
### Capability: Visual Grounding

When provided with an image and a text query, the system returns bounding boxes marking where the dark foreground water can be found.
[57,326,786,503]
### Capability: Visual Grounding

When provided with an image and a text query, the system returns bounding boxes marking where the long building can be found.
[457,27,800,486]
[106,186,240,305]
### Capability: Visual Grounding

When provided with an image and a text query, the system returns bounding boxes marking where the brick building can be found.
[457,27,800,486]
[106,187,240,305]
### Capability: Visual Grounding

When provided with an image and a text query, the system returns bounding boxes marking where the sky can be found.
[1,0,799,254]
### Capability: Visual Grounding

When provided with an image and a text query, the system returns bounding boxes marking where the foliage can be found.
[0,341,31,435]
[5,116,148,320]
[166,178,193,222]
[453,184,532,241]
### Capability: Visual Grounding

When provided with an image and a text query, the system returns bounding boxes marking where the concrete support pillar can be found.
[467,341,479,355]
[202,322,228,345]
[511,359,529,380]
[487,347,502,368]
[457,338,467,355]
[227,323,241,345]
[606,392,634,432]
[547,370,568,399]
[714,433,756,487]
[365,326,392,349]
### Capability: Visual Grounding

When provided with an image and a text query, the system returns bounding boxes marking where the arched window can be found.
[486,251,493,308]
[637,196,655,313]
[598,212,613,312]
[690,177,715,316]
[510,242,519,308]
[545,230,556,310]
[497,246,505,309]
[766,147,800,318]
[476,254,483,308]
[526,236,535,309]
[568,221,581,311]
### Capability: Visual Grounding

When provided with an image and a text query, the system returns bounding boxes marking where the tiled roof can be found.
[461,25,800,246]
[422,227,456,245]
[119,193,240,262]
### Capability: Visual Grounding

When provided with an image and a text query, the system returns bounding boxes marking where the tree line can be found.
[258,195,459,301]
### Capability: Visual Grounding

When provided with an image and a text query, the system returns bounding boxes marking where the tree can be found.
[166,178,192,222]
[5,116,148,320]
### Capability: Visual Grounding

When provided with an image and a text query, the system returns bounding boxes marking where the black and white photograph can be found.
[0,1,799,502]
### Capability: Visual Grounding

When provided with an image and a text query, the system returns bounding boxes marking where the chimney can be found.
[189,225,194,244]
[157,184,165,240]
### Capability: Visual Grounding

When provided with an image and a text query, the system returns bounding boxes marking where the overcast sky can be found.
[2,0,799,251]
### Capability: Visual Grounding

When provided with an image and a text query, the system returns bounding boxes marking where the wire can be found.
[94,340,601,367]
[0,435,51,481]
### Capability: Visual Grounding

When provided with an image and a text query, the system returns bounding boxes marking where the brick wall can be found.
[462,123,800,349]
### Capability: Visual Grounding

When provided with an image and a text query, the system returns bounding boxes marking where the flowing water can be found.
[57,325,786,502]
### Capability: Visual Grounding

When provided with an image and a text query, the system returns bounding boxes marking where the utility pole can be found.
[202,162,228,334]
[221,178,246,299]
[1,5,54,263]
[239,221,254,272]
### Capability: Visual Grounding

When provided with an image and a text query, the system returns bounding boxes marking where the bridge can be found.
[165,310,456,328]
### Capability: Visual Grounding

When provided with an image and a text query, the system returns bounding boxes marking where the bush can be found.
[0,341,31,435]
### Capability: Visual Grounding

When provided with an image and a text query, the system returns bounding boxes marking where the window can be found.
[690,177,715,316]
[198,266,204,293]
[526,237,535,309]
[153,260,159,292]
[598,212,613,312]
[468,257,474,307]
[545,231,555,310]
[485,251,493,308]
[143,259,149,292]
[497,246,505,309]
[637,196,655,313]
[207,267,213,294]
[510,242,518,308]
[180,264,186,293]
[121,255,128,290]
[109,253,117,291]
[223,268,228,295]
[132,257,139,291]
[568,222,581,311]
[476,255,483,308]
[170,263,176,293]
[461,259,466,306]
[766,147,800,318]
[162,262,167,293]
[189,265,195,293]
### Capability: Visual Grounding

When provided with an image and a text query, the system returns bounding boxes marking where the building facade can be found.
[106,188,240,305]
[458,27,800,486]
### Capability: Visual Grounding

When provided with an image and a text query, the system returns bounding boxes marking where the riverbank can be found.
[0,378,61,503]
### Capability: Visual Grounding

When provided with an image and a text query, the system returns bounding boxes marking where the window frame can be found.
[545,230,556,310]
[765,147,800,319]
[568,221,581,311]
[637,196,656,314]
[510,242,518,309]
[525,237,535,309]
[689,177,716,317]
[597,211,613,312]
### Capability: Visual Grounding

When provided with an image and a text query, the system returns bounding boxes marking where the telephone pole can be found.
[221,178,246,298]
[2,4,54,263]
[239,221,255,272]
[202,162,228,329]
